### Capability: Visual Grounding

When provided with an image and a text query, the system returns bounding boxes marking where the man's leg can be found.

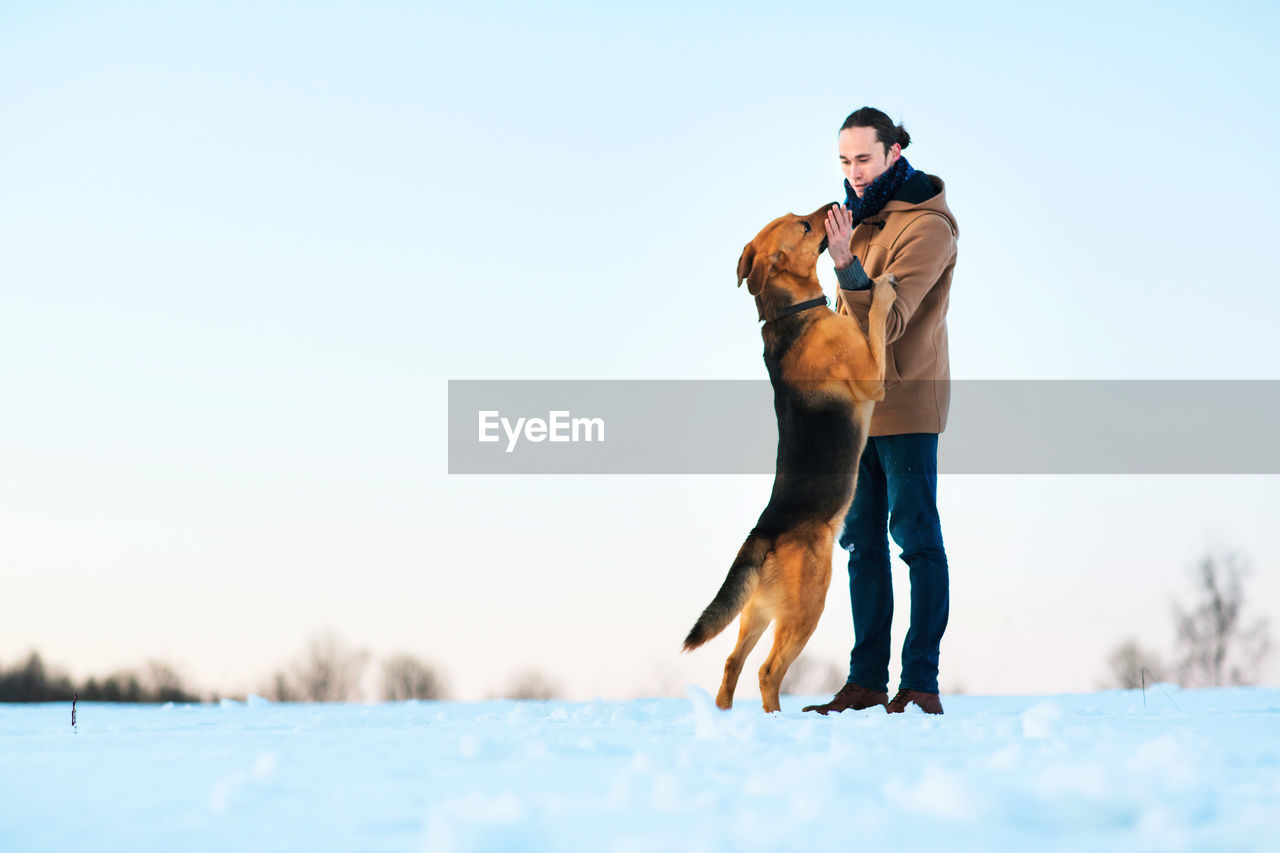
[880,433,949,695]
[840,437,893,693]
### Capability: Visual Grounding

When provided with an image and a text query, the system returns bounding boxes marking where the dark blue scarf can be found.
[843,155,916,225]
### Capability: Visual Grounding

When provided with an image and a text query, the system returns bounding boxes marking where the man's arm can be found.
[840,213,955,345]
[833,257,873,291]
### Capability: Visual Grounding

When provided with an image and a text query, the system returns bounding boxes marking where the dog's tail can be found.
[682,532,770,651]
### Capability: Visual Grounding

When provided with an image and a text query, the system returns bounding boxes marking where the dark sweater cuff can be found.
[835,257,873,291]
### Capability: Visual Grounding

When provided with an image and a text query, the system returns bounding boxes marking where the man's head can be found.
[838,107,911,199]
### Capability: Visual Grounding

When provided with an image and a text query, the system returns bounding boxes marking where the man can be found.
[803,107,958,716]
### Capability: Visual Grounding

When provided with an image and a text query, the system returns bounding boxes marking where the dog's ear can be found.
[746,251,786,296]
[736,242,755,289]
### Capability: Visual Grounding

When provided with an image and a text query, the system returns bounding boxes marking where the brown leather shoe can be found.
[886,688,944,715]
[802,682,889,715]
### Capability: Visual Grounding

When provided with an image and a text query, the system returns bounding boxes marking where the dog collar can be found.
[762,295,829,324]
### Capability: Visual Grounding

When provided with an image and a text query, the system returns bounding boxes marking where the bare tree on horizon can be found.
[264,631,370,702]
[1173,552,1272,687]
[1102,549,1273,689]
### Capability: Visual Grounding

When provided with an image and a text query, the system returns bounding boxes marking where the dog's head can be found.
[736,205,830,320]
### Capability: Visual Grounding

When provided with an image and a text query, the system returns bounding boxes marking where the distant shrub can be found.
[1107,639,1167,689]
[0,652,198,703]
[0,652,75,702]
[501,670,562,701]
[380,654,448,701]
[780,655,846,696]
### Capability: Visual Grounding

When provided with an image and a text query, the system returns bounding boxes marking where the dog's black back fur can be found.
[753,313,861,537]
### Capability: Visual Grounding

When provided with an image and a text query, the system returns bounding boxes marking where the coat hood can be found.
[878,173,958,239]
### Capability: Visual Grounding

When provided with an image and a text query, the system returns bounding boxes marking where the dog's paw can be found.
[870,274,897,315]
[872,273,897,299]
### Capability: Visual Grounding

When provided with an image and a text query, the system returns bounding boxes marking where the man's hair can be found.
[840,107,911,154]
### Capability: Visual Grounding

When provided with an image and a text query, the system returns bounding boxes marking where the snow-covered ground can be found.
[2,686,1278,852]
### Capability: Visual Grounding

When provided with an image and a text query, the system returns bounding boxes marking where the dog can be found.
[682,204,895,713]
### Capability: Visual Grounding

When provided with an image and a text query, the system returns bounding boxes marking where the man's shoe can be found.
[886,688,944,715]
[802,682,889,715]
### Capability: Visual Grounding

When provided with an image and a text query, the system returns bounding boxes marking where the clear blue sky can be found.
[2,1,1278,699]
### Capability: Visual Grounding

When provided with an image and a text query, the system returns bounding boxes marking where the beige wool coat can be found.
[834,174,959,436]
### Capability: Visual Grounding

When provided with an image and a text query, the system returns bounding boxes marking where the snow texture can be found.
[1,686,1278,852]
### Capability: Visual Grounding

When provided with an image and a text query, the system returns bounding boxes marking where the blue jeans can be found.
[838,433,949,694]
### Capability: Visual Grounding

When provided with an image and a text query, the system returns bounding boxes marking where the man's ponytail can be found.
[840,106,910,153]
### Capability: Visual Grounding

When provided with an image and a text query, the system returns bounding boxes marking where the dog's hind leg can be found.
[716,597,770,710]
[757,605,823,714]
[757,541,831,713]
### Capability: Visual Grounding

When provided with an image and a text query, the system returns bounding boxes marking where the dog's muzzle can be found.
[818,235,829,254]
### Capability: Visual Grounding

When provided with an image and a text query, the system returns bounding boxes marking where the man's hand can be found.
[825,204,855,269]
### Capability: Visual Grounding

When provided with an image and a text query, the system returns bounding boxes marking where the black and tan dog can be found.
[682,205,895,713]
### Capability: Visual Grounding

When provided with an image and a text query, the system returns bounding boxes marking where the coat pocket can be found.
[883,342,902,391]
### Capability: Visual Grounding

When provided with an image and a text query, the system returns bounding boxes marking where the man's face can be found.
[838,126,901,199]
